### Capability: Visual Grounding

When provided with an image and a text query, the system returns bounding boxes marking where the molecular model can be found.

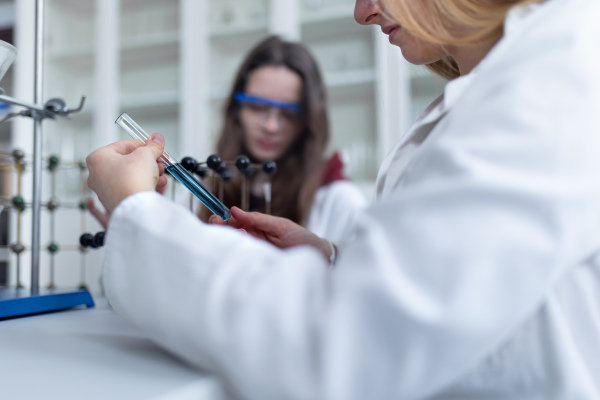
[87,154,279,251]
[180,154,277,214]
[63,154,277,251]
[0,148,98,290]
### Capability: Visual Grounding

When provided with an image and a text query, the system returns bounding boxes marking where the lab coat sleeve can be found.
[103,194,329,399]
[102,0,600,399]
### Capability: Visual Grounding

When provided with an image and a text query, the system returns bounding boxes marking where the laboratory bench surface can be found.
[0,297,225,400]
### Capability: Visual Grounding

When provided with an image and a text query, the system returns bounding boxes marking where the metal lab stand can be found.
[0,0,93,319]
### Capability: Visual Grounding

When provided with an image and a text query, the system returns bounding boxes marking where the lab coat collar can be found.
[376,0,544,193]
[437,0,543,116]
[411,72,477,132]
[441,73,476,114]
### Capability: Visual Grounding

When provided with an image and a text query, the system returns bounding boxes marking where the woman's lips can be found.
[388,26,400,43]
[257,139,278,151]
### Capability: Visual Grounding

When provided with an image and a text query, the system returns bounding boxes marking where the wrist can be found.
[328,241,338,267]
[320,239,338,267]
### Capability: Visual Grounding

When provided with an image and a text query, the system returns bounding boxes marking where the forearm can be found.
[103,192,329,398]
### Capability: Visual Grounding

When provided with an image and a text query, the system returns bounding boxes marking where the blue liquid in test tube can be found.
[115,113,231,221]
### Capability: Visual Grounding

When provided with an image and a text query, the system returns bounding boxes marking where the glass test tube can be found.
[115,113,232,221]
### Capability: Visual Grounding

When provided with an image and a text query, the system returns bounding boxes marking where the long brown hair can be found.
[202,35,329,225]
[384,0,544,80]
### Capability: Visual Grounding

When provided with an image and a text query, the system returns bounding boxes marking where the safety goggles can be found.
[234,93,303,112]
[235,92,303,128]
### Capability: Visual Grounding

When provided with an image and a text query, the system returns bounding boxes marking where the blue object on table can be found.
[0,288,95,319]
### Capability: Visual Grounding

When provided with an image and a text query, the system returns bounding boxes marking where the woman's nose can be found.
[354,0,382,26]
[261,109,282,132]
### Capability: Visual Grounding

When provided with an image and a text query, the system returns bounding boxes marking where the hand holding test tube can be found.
[115,113,232,221]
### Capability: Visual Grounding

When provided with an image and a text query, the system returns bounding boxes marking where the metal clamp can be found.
[0,89,86,122]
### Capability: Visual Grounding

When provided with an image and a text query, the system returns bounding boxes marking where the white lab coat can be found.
[102,0,600,398]
[306,181,367,242]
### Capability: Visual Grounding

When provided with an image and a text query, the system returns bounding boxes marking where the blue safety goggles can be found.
[234,92,303,112]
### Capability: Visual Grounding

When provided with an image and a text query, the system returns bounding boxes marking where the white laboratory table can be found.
[0,297,225,400]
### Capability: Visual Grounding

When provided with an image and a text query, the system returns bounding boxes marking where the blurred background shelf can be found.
[2,0,445,292]
[37,0,444,183]
[326,68,376,89]
[302,4,354,20]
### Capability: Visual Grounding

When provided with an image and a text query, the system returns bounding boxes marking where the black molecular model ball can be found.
[206,154,222,170]
[192,164,207,178]
[262,161,277,175]
[181,156,197,171]
[79,233,94,248]
[93,232,105,248]
[235,155,251,172]
[221,170,233,182]
[215,161,227,175]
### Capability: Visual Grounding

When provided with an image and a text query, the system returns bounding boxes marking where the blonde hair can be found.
[385,0,544,80]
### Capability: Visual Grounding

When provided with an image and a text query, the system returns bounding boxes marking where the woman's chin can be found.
[251,149,280,163]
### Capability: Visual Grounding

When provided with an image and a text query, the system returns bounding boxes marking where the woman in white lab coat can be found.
[86,0,600,398]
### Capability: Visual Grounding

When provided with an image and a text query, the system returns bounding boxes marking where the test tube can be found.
[115,113,231,221]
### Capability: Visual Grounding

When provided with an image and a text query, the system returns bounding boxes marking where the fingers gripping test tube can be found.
[115,113,232,221]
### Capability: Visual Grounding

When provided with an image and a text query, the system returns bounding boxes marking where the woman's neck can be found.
[450,39,499,76]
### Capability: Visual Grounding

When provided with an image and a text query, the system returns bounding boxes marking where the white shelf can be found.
[121,31,179,51]
[48,31,180,58]
[210,86,229,101]
[47,45,94,72]
[71,93,179,119]
[210,25,268,39]
[301,4,366,41]
[49,0,95,16]
[48,43,93,60]
[48,31,180,72]
[121,31,180,69]
[301,3,354,24]
[121,90,179,111]
[121,0,176,12]
[325,68,375,88]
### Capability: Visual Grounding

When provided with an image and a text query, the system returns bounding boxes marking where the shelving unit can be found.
[37,0,445,184]
[10,0,445,290]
